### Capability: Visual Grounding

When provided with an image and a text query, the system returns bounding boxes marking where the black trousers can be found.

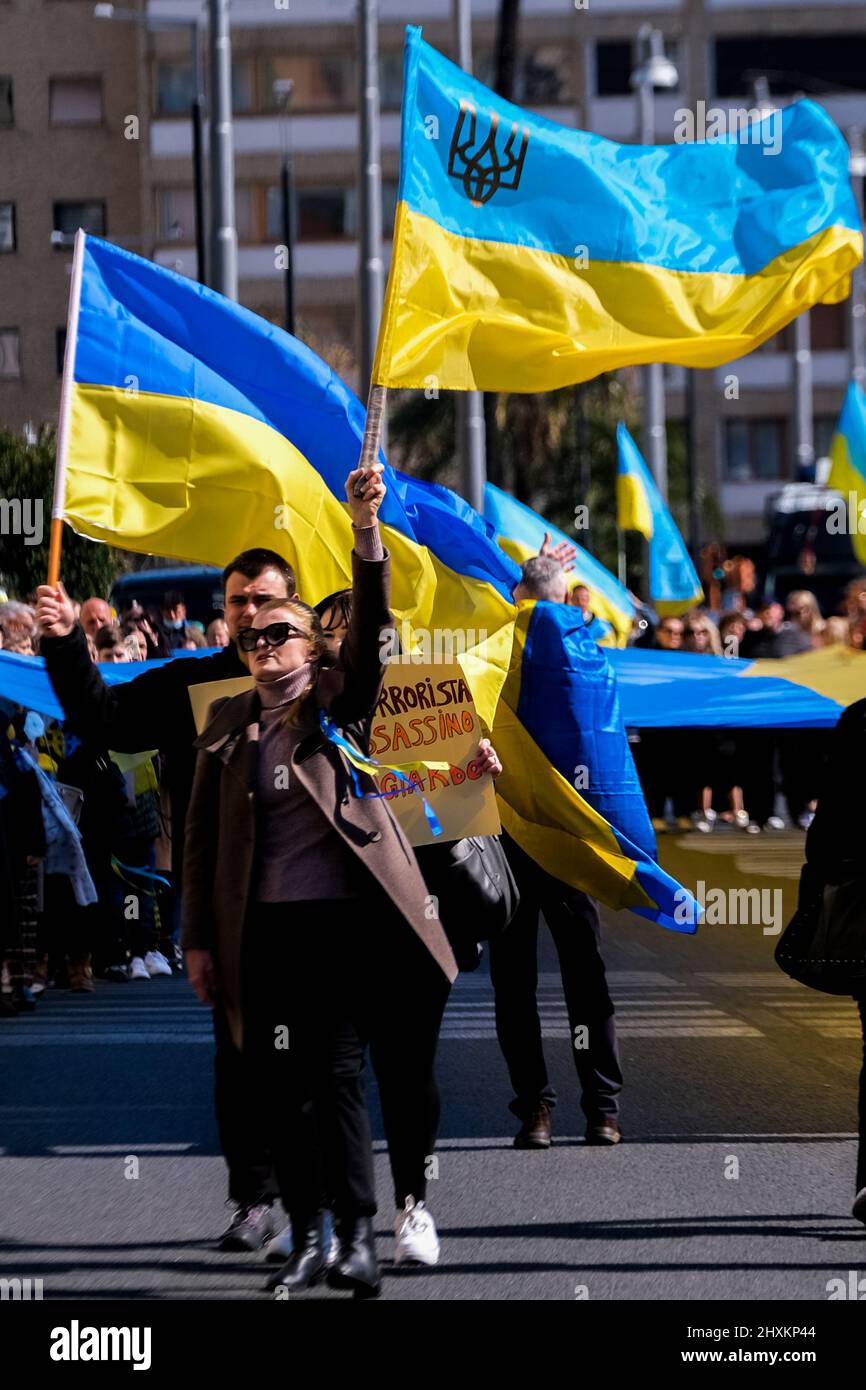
[857,995,866,1194]
[489,835,622,1124]
[243,898,450,1223]
[212,1004,277,1209]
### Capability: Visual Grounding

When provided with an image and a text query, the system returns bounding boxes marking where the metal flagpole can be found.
[358,0,385,454]
[849,127,866,390]
[48,229,87,586]
[452,0,487,513]
[208,0,237,299]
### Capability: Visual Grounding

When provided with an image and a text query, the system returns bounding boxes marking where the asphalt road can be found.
[2,830,865,1301]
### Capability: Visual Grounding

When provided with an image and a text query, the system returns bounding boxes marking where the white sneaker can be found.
[394,1197,440,1267]
[144,950,172,978]
[128,956,150,981]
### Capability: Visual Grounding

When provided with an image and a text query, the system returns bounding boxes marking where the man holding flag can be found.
[37,549,299,1255]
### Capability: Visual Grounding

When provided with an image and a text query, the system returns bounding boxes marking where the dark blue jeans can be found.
[489,836,622,1125]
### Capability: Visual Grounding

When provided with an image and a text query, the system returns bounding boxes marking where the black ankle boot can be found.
[326,1215,381,1299]
[265,1211,328,1293]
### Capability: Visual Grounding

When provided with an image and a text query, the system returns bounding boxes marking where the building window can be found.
[261,54,355,113]
[595,39,679,97]
[724,418,786,482]
[157,188,196,242]
[0,76,12,128]
[0,329,21,379]
[810,302,846,352]
[594,42,632,98]
[56,328,67,376]
[475,46,574,105]
[154,58,251,116]
[266,185,357,242]
[0,202,15,252]
[232,58,255,114]
[155,60,193,116]
[52,201,106,247]
[234,187,254,242]
[715,36,866,98]
[49,77,104,125]
[380,51,402,110]
[815,415,837,461]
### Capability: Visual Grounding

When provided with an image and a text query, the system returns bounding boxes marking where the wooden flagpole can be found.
[353,382,388,495]
[47,228,86,586]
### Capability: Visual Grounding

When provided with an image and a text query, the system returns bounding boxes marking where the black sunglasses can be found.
[236,621,308,653]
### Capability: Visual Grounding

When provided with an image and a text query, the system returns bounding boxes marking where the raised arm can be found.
[36,582,178,753]
[331,465,394,726]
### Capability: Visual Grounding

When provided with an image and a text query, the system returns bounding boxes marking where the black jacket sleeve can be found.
[41,624,227,756]
[330,547,394,728]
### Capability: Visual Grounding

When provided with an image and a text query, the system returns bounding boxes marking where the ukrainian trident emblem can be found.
[447,100,530,206]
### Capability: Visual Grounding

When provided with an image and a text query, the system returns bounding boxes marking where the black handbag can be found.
[775,863,866,996]
[414,834,520,972]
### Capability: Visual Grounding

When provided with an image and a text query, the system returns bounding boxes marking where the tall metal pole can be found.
[850,128,866,390]
[274,81,296,336]
[794,310,814,479]
[190,21,207,287]
[453,0,487,513]
[208,0,237,299]
[358,0,384,429]
[280,160,295,336]
[634,29,669,500]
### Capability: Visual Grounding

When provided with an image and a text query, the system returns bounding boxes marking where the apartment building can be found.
[2,0,866,549]
[0,0,149,427]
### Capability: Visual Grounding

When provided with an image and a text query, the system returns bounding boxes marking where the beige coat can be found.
[180,549,458,1049]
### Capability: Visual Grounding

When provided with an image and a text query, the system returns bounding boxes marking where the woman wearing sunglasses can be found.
[181,464,458,1299]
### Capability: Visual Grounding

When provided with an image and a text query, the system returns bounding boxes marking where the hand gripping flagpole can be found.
[47,228,86,587]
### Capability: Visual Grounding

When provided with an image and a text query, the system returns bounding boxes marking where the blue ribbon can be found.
[319,711,443,839]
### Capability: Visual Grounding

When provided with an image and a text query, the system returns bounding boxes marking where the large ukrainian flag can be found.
[59,234,696,930]
[373,28,862,393]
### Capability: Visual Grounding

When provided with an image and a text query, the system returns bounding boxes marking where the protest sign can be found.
[188,659,499,847]
[368,659,499,846]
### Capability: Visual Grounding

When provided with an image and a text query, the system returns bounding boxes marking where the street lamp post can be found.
[274,79,295,336]
[357,0,385,421]
[190,22,207,287]
[452,0,487,514]
[631,27,678,503]
[207,0,237,300]
[850,128,866,391]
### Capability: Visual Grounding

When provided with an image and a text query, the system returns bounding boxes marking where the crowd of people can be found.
[2,504,866,1288]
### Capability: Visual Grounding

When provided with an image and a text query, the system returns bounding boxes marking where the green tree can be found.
[0,426,131,602]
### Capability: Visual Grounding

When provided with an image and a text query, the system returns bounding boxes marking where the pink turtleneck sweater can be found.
[252,523,381,904]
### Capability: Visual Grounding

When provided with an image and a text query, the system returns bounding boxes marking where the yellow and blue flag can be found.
[483,482,635,646]
[616,423,703,616]
[827,381,866,565]
[374,27,862,393]
[58,233,697,929]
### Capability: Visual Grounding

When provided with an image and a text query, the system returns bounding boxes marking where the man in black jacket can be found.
[36,548,298,1252]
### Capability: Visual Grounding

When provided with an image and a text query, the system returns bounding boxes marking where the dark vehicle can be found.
[763,484,864,614]
[109,566,224,628]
